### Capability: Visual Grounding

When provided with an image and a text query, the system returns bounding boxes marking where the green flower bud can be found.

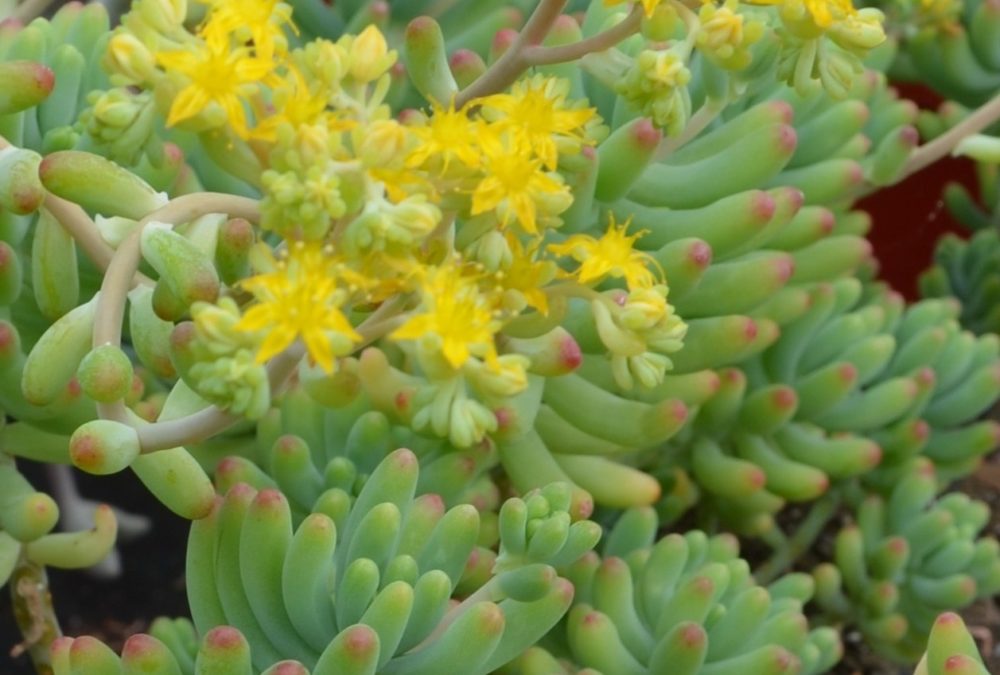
[344,194,441,256]
[261,163,346,241]
[617,47,692,135]
[82,88,160,166]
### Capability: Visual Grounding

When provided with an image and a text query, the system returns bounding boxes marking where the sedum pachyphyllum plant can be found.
[2,0,1000,672]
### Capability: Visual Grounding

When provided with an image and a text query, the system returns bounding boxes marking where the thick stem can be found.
[902,92,1000,179]
[134,298,406,453]
[754,491,841,584]
[93,193,260,425]
[43,195,154,287]
[135,342,304,452]
[42,196,108,272]
[454,0,570,107]
[522,6,643,66]
[9,554,60,675]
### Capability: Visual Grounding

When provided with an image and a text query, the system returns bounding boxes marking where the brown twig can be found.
[901,91,1000,179]
[9,554,60,675]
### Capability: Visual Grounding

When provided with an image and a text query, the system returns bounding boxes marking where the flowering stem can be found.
[93,193,260,426]
[901,91,1000,179]
[43,194,154,287]
[454,0,570,107]
[134,299,407,453]
[522,7,644,67]
[134,342,304,452]
[354,296,409,348]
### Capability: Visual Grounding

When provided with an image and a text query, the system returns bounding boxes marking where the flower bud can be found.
[617,48,692,135]
[347,25,397,83]
[105,32,159,84]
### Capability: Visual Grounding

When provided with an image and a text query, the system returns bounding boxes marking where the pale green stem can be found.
[43,193,154,287]
[134,342,304,452]
[134,300,406,453]
[93,193,260,425]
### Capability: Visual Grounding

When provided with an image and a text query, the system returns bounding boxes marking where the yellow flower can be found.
[549,215,660,290]
[497,233,555,315]
[745,0,856,28]
[479,76,596,170]
[470,140,570,235]
[804,0,857,26]
[155,29,276,138]
[604,0,663,18]
[235,243,360,373]
[199,0,294,56]
[407,102,483,172]
[392,265,501,370]
[251,67,339,142]
[345,25,397,83]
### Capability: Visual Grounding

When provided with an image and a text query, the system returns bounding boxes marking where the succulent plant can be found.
[1,0,1000,673]
[912,612,991,675]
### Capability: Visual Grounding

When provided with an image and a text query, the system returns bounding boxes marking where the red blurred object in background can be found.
[857,83,981,301]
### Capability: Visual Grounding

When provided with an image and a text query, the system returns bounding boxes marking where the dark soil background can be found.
[0,462,190,674]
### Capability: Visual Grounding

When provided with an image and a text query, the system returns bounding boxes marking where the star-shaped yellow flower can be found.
[155,29,276,138]
[479,76,596,170]
[549,214,661,290]
[392,265,501,370]
[471,140,569,235]
[235,244,360,372]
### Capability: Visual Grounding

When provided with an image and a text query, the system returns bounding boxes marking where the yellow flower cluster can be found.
[745,0,885,50]
[111,0,688,443]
